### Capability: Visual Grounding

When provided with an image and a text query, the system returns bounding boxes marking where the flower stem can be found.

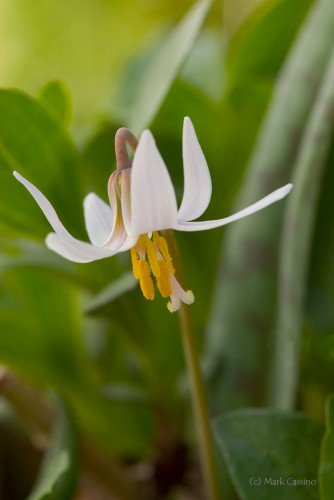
[162,230,221,500]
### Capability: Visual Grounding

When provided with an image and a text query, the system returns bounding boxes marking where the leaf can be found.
[319,394,334,500]
[180,30,225,100]
[27,400,78,500]
[0,238,75,275]
[38,81,72,127]
[213,409,323,500]
[269,45,334,409]
[125,0,212,135]
[0,89,83,239]
[228,0,314,79]
[205,0,334,412]
[85,271,137,314]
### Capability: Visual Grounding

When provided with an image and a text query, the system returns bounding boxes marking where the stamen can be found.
[145,238,160,278]
[130,231,194,311]
[158,236,175,274]
[130,247,140,279]
[152,231,159,246]
[138,260,155,300]
[156,260,172,297]
[135,234,147,259]
[136,234,147,251]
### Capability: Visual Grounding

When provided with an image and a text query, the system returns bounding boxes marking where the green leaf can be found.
[213,409,323,500]
[269,45,334,409]
[27,400,78,500]
[319,394,334,499]
[228,0,314,78]
[205,0,334,412]
[85,271,137,314]
[125,0,212,135]
[0,89,83,239]
[180,30,225,100]
[38,81,72,127]
[0,238,75,276]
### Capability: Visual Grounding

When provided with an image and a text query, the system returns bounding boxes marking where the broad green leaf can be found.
[125,0,212,135]
[269,45,334,409]
[319,394,334,499]
[228,0,314,78]
[27,400,78,500]
[0,89,83,239]
[38,81,72,127]
[213,409,323,500]
[205,0,334,412]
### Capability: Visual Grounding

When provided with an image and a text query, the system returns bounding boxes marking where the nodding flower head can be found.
[14,117,292,311]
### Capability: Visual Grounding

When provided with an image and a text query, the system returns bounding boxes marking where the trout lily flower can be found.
[14,117,292,312]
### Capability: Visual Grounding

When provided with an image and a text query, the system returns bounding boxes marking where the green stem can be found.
[163,230,221,500]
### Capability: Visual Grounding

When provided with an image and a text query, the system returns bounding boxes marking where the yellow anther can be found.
[152,231,160,246]
[145,238,160,278]
[158,236,175,274]
[136,234,148,252]
[156,260,172,298]
[138,260,155,300]
[130,247,140,279]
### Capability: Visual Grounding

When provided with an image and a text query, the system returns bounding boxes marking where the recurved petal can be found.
[178,117,212,221]
[46,233,117,263]
[174,184,293,231]
[129,130,178,236]
[83,193,113,246]
[13,171,71,237]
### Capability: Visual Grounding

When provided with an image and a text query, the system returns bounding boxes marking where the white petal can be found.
[116,234,139,252]
[174,184,293,231]
[178,117,212,221]
[13,171,71,238]
[83,193,113,246]
[46,233,117,263]
[129,130,178,236]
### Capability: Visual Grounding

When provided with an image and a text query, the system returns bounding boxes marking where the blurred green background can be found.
[1,0,334,499]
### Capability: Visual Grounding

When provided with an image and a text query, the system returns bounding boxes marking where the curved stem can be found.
[115,127,138,170]
[163,230,221,500]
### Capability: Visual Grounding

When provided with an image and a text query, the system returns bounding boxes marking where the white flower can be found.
[14,117,292,311]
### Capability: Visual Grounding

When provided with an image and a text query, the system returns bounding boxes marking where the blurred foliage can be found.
[27,400,78,500]
[319,394,334,500]
[0,0,334,498]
